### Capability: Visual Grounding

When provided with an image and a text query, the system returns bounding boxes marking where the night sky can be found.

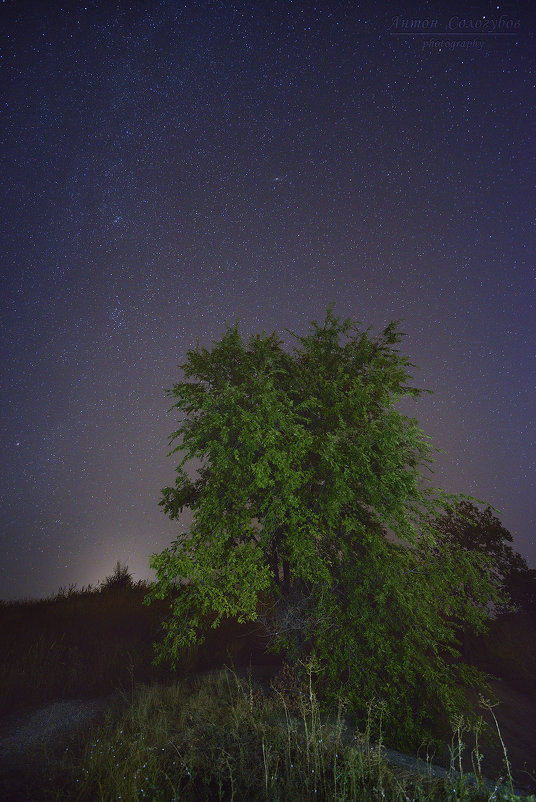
[1,1,534,602]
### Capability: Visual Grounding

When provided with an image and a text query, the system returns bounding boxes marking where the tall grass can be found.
[1,582,535,800]
[0,582,275,717]
[32,665,535,801]
[0,583,173,715]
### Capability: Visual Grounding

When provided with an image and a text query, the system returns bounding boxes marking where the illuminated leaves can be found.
[145,306,501,750]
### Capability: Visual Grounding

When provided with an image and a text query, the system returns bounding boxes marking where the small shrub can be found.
[99,561,135,593]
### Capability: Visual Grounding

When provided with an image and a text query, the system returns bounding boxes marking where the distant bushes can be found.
[0,567,279,717]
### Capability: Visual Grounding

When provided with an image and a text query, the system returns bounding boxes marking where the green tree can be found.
[431,501,535,617]
[145,306,502,750]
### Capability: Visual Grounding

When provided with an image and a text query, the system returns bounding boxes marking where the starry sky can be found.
[1,0,534,602]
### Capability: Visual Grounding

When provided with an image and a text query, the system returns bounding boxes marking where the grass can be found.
[30,664,536,801]
[0,583,174,716]
[1,580,535,800]
[0,581,274,717]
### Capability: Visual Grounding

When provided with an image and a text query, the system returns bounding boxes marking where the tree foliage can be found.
[145,306,503,750]
[431,500,535,616]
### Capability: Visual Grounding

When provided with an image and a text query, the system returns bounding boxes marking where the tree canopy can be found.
[145,306,503,750]
[431,500,535,617]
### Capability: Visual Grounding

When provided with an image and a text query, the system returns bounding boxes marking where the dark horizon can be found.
[1,0,534,602]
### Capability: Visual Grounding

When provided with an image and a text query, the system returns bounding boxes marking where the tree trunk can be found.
[283,560,291,595]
